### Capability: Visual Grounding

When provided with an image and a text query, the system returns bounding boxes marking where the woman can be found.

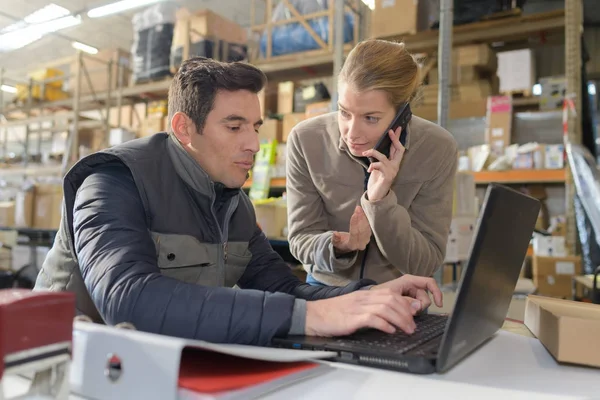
[285,39,458,287]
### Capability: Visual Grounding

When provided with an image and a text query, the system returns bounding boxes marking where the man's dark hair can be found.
[168,56,267,133]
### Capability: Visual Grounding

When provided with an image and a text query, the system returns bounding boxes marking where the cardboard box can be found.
[430,66,494,85]
[110,128,137,146]
[497,49,535,94]
[33,184,63,230]
[293,83,330,113]
[106,103,146,131]
[533,236,567,257]
[370,0,432,38]
[277,82,295,115]
[532,256,582,298]
[138,117,165,138]
[253,200,287,239]
[442,264,462,285]
[305,101,331,119]
[71,48,131,96]
[14,188,35,228]
[0,202,15,227]
[512,152,534,170]
[148,100,167,117]
[544,144,565,169]
[258,86,278,117]
[258,119,282,143]
[170,8,247,70]
[455,44,496,69]
[549,216,566,237]
[282,113,306,142]
[445,216,477,263]
[467,144,493,172]
[524,295,600,368]
[453,172,476,216]
[539,76,566,110]
[422,82,493,104]
[485,96,512,157]
[172,8,246,48]
[79,128,106,152]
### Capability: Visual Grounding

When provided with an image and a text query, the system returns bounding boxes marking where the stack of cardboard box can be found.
[531,234,581,299]
[496,49,535,95]
[1,182,64,231]
[369,0,434,38]
[424,44,499,106]
[139,100,168,138]
[462,95,566,172]
[257,80,334,145]
[170,8,247,73]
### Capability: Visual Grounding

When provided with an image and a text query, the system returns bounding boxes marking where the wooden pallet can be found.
[131,74,172,86]
[481,8,523,21]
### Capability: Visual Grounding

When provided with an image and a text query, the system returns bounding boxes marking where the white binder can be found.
[69,321,336,400]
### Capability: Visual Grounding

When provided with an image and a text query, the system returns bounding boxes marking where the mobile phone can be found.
[369,103,412,162]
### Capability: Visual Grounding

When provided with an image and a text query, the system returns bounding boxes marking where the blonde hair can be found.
[338,39,422,108]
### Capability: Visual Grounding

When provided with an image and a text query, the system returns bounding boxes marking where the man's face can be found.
[337,82,396,157]
[174,90,263,188]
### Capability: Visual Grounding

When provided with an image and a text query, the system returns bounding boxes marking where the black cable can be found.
[359,167,372,279]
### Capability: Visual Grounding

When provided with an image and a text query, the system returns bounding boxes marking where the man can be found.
[34,57,442,345]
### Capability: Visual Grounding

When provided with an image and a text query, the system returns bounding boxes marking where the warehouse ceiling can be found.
[0,0,599,85]
[0,0,256,82]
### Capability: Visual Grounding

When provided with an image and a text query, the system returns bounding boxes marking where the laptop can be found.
[273,183,541,374]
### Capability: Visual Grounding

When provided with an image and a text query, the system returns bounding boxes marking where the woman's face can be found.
[337,82,397,157]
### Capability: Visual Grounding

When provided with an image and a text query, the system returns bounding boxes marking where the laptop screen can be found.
[436,184,541,373]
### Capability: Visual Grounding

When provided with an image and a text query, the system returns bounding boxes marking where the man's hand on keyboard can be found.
[370,274,443,312]
[304,289,422,337]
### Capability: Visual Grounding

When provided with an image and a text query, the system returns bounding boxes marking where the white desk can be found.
[2,331,598,399]
[257,330,597,400]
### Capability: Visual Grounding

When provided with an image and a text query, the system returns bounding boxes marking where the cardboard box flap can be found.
[528,295,600,320]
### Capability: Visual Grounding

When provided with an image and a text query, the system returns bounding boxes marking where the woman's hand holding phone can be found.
[362,126,405,202]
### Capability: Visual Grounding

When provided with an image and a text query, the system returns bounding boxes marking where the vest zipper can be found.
[211,196,238,287]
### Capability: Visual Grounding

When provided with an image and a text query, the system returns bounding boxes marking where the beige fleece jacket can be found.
[285,111,458,287]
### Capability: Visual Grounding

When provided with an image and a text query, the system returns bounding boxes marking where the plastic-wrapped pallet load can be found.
[131,2,178,84]
[260,0,354,58]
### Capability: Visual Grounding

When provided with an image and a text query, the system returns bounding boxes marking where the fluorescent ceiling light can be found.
[0,3,81,53]
[1,85,17,94]
[88,0,165,18]
[72,41,98,54]
[24,3,71,24]
[0,3,71,34]
[0,15,81,52]
[361,0,375,10]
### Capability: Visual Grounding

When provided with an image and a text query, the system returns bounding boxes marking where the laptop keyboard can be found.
[332,313,448,355]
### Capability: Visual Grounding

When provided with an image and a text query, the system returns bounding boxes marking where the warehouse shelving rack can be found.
[0,7,569,172]
[0,50,173,178]
[0,1,584,247]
